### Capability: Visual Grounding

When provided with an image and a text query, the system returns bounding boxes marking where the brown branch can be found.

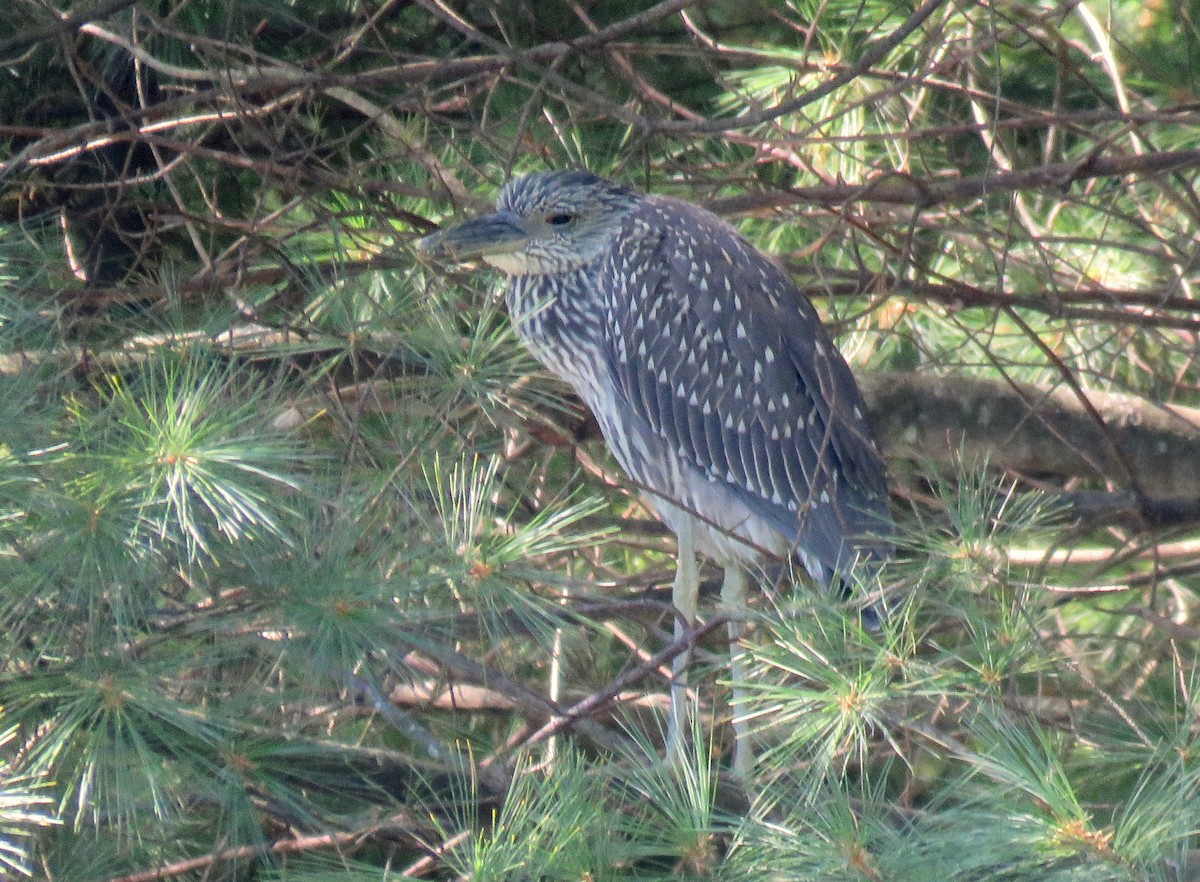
[391,0,702,98]
[708,147,1200,213]
[0,0,140,58]
[520,614,729,748]
[342,669,514,797]
[799,272,1200,330]
[108,811,426,882]
[861,371,1200,499]
[651,0,957,133]
[999,304,1153,514]
[389,679,519,711]
[409,0,952,137]
[399,636,633,755]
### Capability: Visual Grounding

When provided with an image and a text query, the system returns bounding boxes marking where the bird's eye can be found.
[545,213,573,226]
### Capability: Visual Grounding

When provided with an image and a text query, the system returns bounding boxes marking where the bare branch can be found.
[709,147,1200,213]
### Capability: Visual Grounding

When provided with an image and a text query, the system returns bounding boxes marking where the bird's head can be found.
[417,170,637,276]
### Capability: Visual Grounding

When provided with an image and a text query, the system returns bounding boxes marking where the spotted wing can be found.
[603,196,891,578]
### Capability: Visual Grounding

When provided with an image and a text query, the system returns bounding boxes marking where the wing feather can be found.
[604,197,890,573]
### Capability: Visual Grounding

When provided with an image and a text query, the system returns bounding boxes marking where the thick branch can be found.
[861,371,1200,500]
[12,324,1200,505]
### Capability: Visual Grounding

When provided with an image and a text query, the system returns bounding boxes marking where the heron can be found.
[417,170,892,778]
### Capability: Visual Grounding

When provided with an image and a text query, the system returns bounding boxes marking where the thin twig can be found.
[521,615,729,748]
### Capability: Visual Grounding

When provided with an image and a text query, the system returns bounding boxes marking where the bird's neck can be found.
[505,268,601,337]
[505,268,609,395]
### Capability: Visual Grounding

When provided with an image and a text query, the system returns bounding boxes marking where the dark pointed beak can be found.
[416,210,529,262]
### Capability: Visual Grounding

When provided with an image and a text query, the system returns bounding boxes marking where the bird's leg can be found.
[665,516,698,765]
[722,564,752,779]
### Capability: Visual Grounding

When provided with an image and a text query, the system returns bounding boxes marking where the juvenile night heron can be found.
[418,170,892,777]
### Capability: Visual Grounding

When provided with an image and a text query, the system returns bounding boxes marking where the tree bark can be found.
[860,371,1200,499]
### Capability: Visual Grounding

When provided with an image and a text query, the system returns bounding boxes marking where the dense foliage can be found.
[2,0,1200,879]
